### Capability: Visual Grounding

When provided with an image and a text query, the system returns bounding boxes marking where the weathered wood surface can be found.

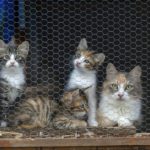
[1,136,150,148]
[0,127,136,138]
[0,127,149,149]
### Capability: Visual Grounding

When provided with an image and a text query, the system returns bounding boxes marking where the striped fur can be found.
[0,39,29,127]
[10,89,88,129]
[10,96,57,129]
[53,89,88,129]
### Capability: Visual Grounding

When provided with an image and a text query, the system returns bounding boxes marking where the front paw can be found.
[0,120,8,127]
[88,119,98,127]
[118,118,133,127]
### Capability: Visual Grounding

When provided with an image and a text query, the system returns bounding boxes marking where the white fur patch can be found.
[98,94,141,127]
[0,66,25,102]
[67,67,98,127]
[0,121,8,127]
[67,69,96,90]
[6,54,19,68]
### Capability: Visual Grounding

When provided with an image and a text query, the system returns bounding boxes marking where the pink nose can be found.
[11,62,15,65]
[118,93,124,98]
[76,62,80,66]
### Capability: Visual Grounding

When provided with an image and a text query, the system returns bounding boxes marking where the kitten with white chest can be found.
[97,63,142,127]
[67,38,105,126]
[0,39,29,127]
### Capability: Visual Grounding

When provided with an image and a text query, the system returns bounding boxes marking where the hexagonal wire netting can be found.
[0,0,150,134]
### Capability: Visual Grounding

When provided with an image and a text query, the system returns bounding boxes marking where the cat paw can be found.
[88,119,98,127]
[118,118,133,127]
[0,121,8,127]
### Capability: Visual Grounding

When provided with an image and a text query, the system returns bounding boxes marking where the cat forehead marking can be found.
[116,74,127,84]
[81,51,94,57]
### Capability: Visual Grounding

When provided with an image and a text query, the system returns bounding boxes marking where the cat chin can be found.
[6,64,19,68]
[6,66,18,69]
[4,65,22,70]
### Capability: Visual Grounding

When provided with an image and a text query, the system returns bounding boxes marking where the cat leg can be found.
[0,120,8,127]
[0,105,9,127]
[85,87,98,127]
[53,116,87,129]
[118,117,133,127]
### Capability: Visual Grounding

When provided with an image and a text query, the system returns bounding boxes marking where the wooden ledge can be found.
[1,135,150,147]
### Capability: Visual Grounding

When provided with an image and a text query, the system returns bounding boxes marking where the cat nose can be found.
[11,62,15,65]
[76,62,80,66]
[118,93,124,98]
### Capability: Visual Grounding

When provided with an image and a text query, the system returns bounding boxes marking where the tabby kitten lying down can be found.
[97,63,142,127]
[0,39,29,127]
[10,89,88,129]
[10,96,58,129]
[53,89,88,129]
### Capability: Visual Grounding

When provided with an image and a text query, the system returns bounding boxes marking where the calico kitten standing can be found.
[67,38,105,126]
[97,63,142,127]
[0,39,29,127]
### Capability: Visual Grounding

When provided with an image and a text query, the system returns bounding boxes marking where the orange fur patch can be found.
[116,74,127,84]
[81,51,94,58]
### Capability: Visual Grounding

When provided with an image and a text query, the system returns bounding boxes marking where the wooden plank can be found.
[2,147,150,150]
[97,147,139,150]
[2,148,40,150]
[1,137,150,147]
[42,147,97,150]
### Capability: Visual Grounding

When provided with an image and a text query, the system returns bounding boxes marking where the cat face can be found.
[103,63,142,101]
[0,39,29,69]
[73,38,105,71]
[62,89,88,117]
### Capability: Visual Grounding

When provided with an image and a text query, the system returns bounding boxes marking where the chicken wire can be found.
[0,0,150,135]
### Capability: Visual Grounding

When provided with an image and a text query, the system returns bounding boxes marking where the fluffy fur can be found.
[9,96,58,129]
[10,89,88,129]
[67,38,105,126]
[53,89,88,129]
[0,38,29,127]
[97,63,142,127]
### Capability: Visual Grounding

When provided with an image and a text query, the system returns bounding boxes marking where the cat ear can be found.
[77,38,88,50]
[17,41,29,58]
[8,36,16,47]
[106,63,118,80]
[72,89,81,96]
[94,53,105,65]
[0,40,7,56]
[78,89,84,96]
[129,66,142,78]
[0,39,7,50]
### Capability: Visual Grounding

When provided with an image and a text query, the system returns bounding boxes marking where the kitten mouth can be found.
[10,65,15,67]
[117,97,124,101]
[9,64,16,68]
[76,63,80,67]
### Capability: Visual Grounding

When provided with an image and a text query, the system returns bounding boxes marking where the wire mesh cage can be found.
[0,0,150,139]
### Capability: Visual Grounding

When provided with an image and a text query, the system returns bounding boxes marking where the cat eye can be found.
[125,84,133,90]
[75,53,81,58]
[4,55,10,60]
[15,56,22,60]
[111,84,118,90]
[84,59,90,64]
